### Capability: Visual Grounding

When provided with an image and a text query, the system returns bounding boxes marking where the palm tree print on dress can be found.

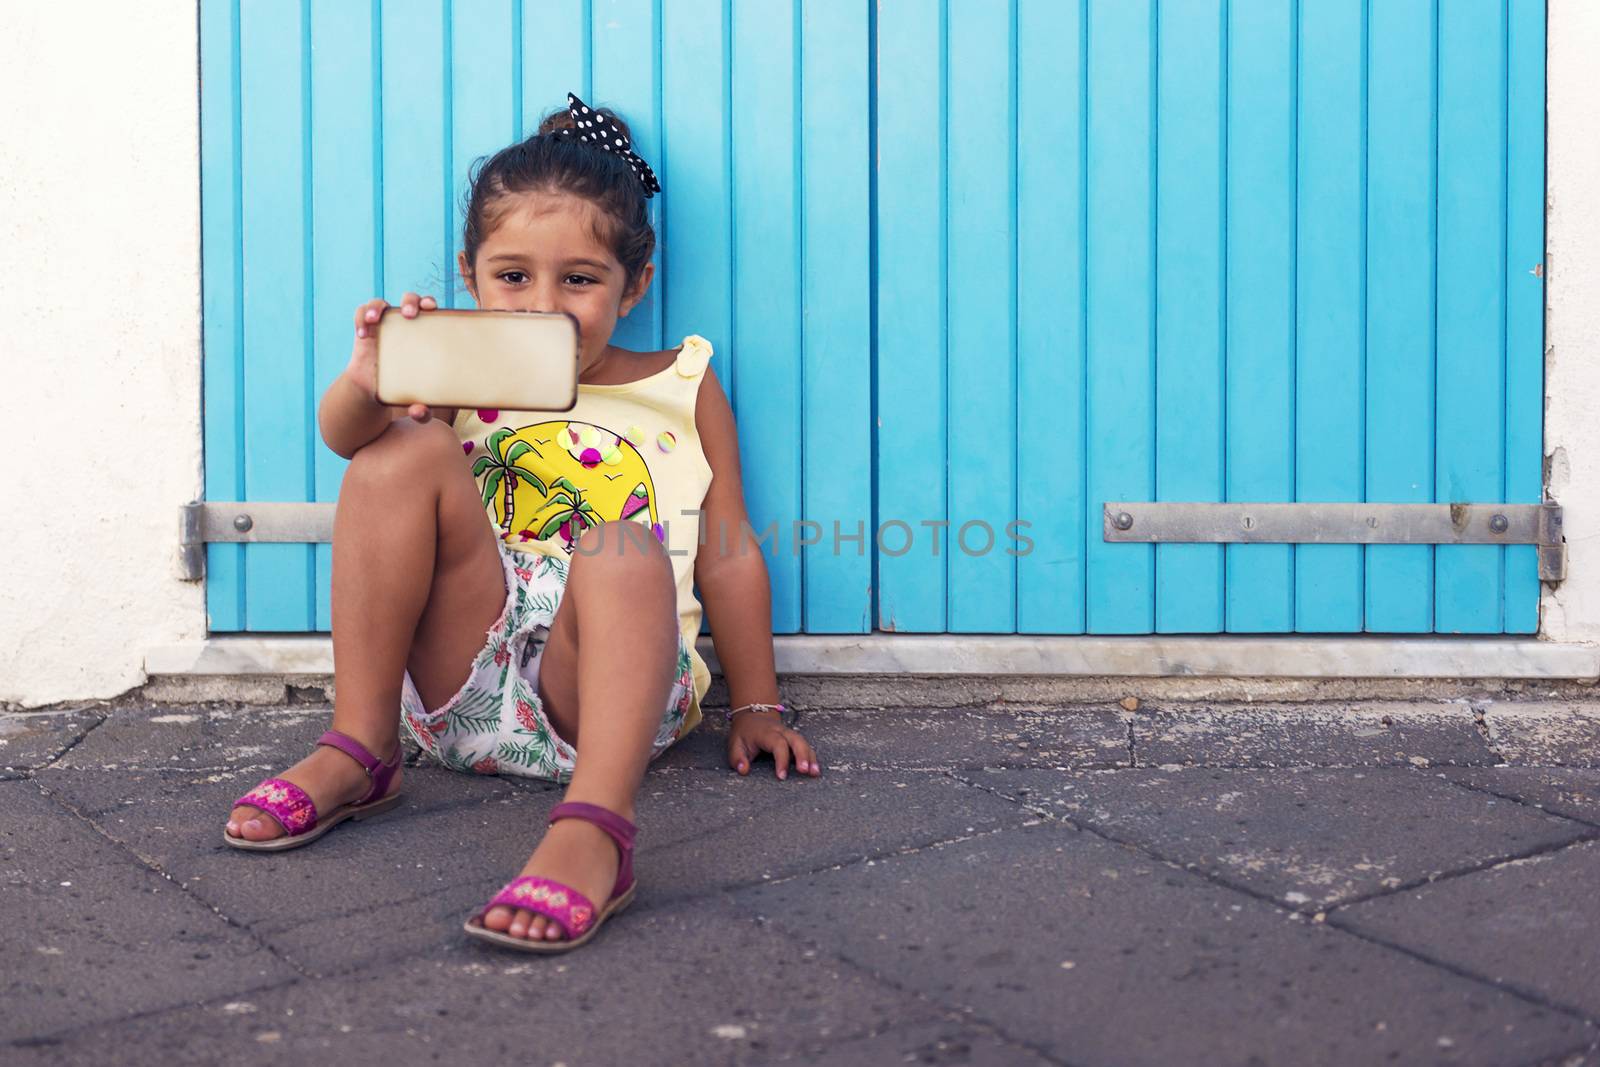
[535,477,604,544]
[473,428,547,534]
[480,420,664,553]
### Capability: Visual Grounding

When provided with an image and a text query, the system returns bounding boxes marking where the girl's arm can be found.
[320,294,456,459]
[693,366,821,779]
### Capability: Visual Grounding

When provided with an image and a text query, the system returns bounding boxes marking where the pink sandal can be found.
[463,801,638,953]
[223,729,403,852]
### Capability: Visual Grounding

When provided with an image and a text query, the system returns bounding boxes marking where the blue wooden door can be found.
[201,0,1544,637]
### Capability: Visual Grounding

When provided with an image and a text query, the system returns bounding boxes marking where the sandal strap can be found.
[316,729,401,805]
[233,778,318,837]
[549,802,636,897]
[486,876,598,939]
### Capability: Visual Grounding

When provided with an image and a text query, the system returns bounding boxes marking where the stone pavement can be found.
[3,697,1599,1066]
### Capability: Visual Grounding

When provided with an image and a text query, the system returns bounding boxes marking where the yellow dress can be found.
[451,335,716,733]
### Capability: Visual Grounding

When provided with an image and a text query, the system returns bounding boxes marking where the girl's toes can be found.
[226,807,279,841]
[508,909,532,939]
[524,914,547,940]
[240,816,281,842]
[482,905,513,932]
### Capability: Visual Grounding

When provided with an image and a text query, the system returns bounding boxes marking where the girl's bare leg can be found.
[226,418,504,841]
[481,520,678,941]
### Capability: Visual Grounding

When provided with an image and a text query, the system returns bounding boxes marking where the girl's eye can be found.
[497,271,528,285]
[564,274,596,287]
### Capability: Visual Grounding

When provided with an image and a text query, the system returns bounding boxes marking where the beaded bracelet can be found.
[729,702,795,728]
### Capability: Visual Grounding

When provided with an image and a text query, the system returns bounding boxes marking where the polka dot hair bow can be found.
[556,92,661,198]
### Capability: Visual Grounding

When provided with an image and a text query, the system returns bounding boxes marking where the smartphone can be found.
[375,308,580,412]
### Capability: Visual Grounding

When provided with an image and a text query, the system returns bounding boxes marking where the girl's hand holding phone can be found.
[352,292,437,422]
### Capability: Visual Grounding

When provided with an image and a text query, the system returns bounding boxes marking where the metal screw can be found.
[233,514,254,533]
[1366,516,1379,529]
[1113,512,1134,531]
[1241,515,1256,531]
[1489,514,1509,534]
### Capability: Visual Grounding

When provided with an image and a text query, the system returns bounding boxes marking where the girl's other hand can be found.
[727,710,821,780]
[350,292,438,422]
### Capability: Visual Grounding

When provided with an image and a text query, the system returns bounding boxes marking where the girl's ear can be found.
[457,250,478,304]
[617,261,655,318]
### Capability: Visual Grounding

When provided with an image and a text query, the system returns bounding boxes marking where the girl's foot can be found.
[225,740,403,842]
[480,815,624,941]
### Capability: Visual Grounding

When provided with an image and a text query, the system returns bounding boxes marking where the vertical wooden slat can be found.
[1085,0,1155,634]
[1154,0,1225,633]
[800,0,872,632]
[201,0,244,631]
[451,0,517,308]
[1435,0,1505,633]
[1017,0,1087,634]
[875,0,946,632]
[591,0,662,351]
[1294,0,1364,631]
[239,0,313,630]
[662,0,732,638]
[731,0,802,632]
[1504,0,1545,634]
[1224,0,1295,632]
[945,0,1016,632]
[381,0,448,302]
[662,0,731,354]
[310,0,379,630]
[1365,0,1434,632]
[523,0,590,131]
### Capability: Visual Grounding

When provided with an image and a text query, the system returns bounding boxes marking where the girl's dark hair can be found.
[461,105,655,285]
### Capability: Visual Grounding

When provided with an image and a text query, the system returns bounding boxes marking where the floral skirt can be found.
[399,541,695,783]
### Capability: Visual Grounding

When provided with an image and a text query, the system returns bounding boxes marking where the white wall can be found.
[1541,0,1600,643]
[0,5,205,706]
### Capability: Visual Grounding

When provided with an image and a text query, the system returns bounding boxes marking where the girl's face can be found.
[459,191,652,371]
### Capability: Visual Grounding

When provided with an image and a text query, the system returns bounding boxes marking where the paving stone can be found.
[766,1019,1055,1065]
[0,708,104,777]
[34,754,526,822]
[1441,768,1600,827]
[634,767,1033,906]
[248,880,496,979]
[187,766,1012,977]
[31,765,538,939]
[651,717,735,771]
[1336,839,1600,1018]
[973,766,1589,911]
[1481,701,1600,768]
[31,753,1025,977]
[1529,1040,1600,1067]
[0,779,297,1043]
[12,900,935,1066]
[660,706,1132,773]
[51,704,336,773]
[724,821,1589,1066]
[1132,702,1498,768]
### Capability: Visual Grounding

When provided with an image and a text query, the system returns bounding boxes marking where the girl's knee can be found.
[569,522,672,582]
[345,417,461,487]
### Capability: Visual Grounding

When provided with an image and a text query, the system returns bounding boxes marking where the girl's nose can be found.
[525,284,561,314]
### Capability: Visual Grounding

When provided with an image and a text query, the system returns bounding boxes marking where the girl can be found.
[221,95,820,952]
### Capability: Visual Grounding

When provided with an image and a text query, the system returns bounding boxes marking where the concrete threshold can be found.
[141,634,1600,707]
